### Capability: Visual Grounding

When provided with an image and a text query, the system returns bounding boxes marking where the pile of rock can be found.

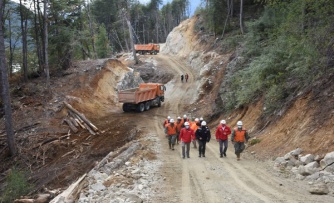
[274,148,334,195]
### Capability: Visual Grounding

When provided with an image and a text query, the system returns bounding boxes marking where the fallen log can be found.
[63,118,78,133]
[69,116,78,127]
[62,150,75,158]
[32,135,70,149]
[63,102,98,132]
[50,173,87,203]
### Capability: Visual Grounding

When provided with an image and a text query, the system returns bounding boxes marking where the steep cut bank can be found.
[161,14,334,158]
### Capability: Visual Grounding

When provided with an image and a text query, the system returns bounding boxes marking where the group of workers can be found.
[163,115,249,160]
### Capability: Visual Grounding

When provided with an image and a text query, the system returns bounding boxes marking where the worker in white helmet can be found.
[190,118,200,148]
[164,119,178,150]
[179,122,194,158]
[163,116,171,127]
[175,117,184,144]
[231,121,250,161]
[215,119,231,158]
[195,121,211,157]
[181,114,189,127]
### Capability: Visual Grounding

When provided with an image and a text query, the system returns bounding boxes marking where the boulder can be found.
[300,154,315,165]
[290,148,303,156]
[309,182,329,195]
[298,162,319,176]
[320,151,334,172]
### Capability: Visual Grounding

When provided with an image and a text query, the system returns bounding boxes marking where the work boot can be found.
[202,154,205,157]
[199,154,201,157]
[224,152,227,157]
[169,144,171,149]
[220,154,223,158]
[237,153,240,161]
[172,144,175,150]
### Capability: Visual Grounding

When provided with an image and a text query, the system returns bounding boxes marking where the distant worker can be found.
[181,114,189,127]
[175,117,184,144]
[179,122,194,158]
[199,117,204,124]
[196,121,211,157]
[190,118,200,148]
[215,120,231,158]
[163,116,171,127]
[165,119,178,150]
[185,73,189,82]
[181,75,184,83]
[231,121,250,161]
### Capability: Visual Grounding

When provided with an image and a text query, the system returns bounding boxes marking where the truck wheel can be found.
[157,100,161,107]
[144,101,151,111]
[154,51,157,55]
[122,103,131,112]
[136,103,145,112]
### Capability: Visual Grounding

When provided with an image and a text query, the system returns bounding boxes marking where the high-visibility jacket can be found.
[190,122,200,133]
[215,124,231,140]
[231,127,249,142]
[176,120,184,132]
[179,128,194,143]
[165,123,177,135]
[163,119,169,127]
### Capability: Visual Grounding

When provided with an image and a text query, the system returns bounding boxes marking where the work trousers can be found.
[192,139,197,148]
[219,139,228,155]
[168,134,177,148]
[182,142,191,158]
[198,140,207,156]
[234,142,245,155]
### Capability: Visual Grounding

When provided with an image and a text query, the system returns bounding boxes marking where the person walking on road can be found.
[190,118,200,148]
[185,73,189,82]
[175,117,184,144]
[181,114,189,127]
[196,121,211,157]
[181,74,184,83]
[165,119,178,150]
[215,120,231,158]
[231,121,250,161]
[179,122,194,158]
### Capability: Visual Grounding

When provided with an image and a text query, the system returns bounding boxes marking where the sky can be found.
[139,0,202,16]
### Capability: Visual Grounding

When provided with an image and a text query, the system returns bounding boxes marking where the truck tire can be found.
[136,103,145,112]
[157,100,161,107]
[122,103,131,112]
[144,101,151,111]
[154,51,157,55]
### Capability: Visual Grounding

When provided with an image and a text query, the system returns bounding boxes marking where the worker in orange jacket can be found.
[215,120,231,158]
[179,122,194,158]
[190,118,200,148]
[165,119,178,150]
[181,114,189,128]
[231,121,250,161]
[175,117,184,144]
[163,116,171,127]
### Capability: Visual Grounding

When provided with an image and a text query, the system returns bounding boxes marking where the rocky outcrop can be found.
[274,148,334,195]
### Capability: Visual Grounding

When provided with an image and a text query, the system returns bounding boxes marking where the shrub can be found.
[249,138,261,146]
[0,168,33,203]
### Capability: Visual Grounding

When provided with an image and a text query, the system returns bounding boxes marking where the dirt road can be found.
[132,54,334,203]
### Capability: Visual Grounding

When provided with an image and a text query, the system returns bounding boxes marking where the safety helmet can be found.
[183,114,187,118]
[184,122,190,126]
[201,121,207,126]
[195,118,199,122]
[167,116,171,119]
[237,121,243,126]
[170,119,175,123]
[177,116,181,120]
[220,120,226,124]
[200,117,203,121]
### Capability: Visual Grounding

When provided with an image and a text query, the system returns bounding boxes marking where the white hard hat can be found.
[195,118,199,122]
[201,121,206,126]
[183,114,187,118]
[177,116,181,120]
[200,117,203,121]
[184,122,190,126]
[220,120,226,124]
[167,116,171,119]
[170,119,175,123]
[237,121,243,126]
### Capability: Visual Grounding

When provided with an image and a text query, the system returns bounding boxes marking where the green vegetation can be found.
[0,168,33,203]
[249,138,261,146]
[208,0,334,114]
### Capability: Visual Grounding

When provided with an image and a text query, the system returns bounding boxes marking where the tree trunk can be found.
[7,9,13,76]
[0,0,17,156]
[240,0,245,35]
[33,0,44,74]
[87,1,97,59]
[126,19,139,64]
[19,0,28,82]
[44,0,50,89]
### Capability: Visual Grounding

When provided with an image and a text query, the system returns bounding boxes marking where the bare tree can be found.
[19,0,28,82]
[240,0,245,34]
[0,0,17,156]
[44,0,50,89]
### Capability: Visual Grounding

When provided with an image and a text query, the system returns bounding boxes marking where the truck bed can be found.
[118,87,157,104]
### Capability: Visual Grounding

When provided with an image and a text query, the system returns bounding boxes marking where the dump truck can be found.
[118,83,166,112]
[134,44,160,55]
